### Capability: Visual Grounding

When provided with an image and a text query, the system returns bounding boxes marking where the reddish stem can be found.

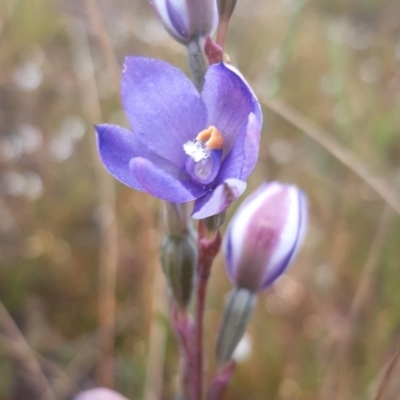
[207,361,236,400]
[216,19,229,49]
[172,305,194,399]
[204,36,224,65]
[192,221,222,400]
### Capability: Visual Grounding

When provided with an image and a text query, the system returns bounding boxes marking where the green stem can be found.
[187,37,208,92]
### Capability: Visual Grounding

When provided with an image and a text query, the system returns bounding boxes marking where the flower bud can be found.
[161,234,198,308]
[150,0,218,44]
[223,182,308,292]
[74,388,128,400]
[216,287,256,366]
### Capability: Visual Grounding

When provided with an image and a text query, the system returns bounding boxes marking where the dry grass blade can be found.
[370,343,400,400]
[259,95,400,216]
[68,18,119,388]
[0,334,82,398]
[83,0,120,89]
[320,170,400,399]
[76,7,169,399]
[0,302,57,400]
[142,265,169,400]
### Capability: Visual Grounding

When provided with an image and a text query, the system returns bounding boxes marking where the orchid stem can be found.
[193,266,208,400]
[207,361,236,400]
[192,221,222,400]
[186,33,211,400]
[171,306,193,400]
[187,37,208,92]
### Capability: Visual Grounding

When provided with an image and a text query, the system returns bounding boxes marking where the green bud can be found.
[203,211,226,232]
[216,287,256,366]
[161,235,198,309]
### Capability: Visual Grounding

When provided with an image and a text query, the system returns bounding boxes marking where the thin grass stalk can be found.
[0,302,57,400]
[143,266,169,400]
[259,94,400,216]
[320,171,400,399]
[83,0,120,89]
[74,8,168,396]
[68,18,118,388]
[371,343,400,400]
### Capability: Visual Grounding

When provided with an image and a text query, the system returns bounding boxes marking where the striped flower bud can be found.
[74,388,128,400]
[150,0,218,44]
[223,182,308,292]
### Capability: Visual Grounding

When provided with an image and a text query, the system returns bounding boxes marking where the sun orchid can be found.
[96,57,262,219]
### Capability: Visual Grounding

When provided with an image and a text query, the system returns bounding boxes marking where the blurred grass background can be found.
[1,0,400,399]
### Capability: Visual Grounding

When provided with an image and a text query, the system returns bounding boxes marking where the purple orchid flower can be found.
[96,57,262,219]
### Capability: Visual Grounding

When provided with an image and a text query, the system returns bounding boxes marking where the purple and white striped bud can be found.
[224,182,308,292]
[74,388,128,400]
[150,0,218,44]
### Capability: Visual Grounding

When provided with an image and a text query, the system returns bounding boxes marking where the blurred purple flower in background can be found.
[74,388,128,400]
[96,57,261,219]
[224,181,308,291]
[150,0,218,43]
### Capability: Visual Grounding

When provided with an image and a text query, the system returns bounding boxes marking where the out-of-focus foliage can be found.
[0,0,400,399]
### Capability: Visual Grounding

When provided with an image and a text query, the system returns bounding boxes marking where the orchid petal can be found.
[217,112,261,183]
[202,63,261,157]
[96,124,146,191]
[122,57,207,168]
[224,63,262,124]
[130,157,206,202]
[191,178,246,219]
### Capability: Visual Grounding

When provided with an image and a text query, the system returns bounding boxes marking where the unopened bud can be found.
[161,235,198,308]
[223,182,308,292]
[74,388,128,400]
[216,287,256,366]
[150,0,218,44]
